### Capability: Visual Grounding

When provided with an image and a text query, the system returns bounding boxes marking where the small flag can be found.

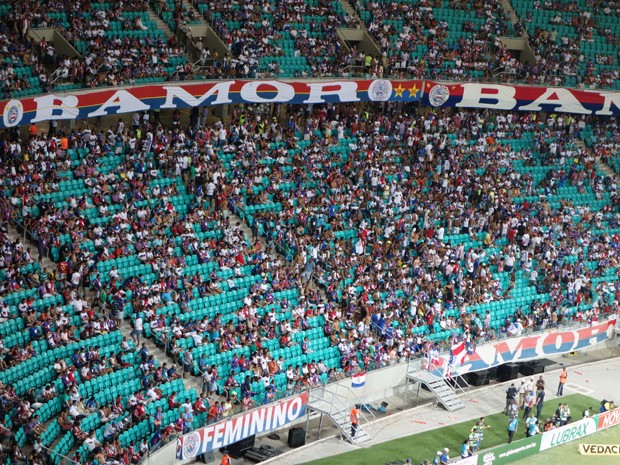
[450,341,466,361]
[352,371,366,388]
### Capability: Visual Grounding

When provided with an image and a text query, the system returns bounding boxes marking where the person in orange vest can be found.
[221,450,231,465]
[350,405,359,438]
[556,367,567,397]
[29,123,37,138]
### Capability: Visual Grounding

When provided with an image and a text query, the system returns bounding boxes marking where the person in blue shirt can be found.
[439,448,450,465]
[460,439,473,458]
[507,415,518,443]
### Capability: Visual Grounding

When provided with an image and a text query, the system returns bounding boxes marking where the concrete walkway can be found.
[258,348,620,465]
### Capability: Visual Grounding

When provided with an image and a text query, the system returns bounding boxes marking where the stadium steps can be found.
[180,0,206,26]
[503,0,529,38]
[407,370,466,412]
[339,0,365,30]
[308,387,372,444]
[146,4,175,39]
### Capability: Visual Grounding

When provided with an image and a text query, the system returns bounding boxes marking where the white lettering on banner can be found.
[490,337,538,366]
[540,418,597,451]
[543,331,576,352]
[272,401,288,427]
[160,82,234,108]
[250,408,266,433]
[595,92,620,116]
[456,83,517,110]
[239,81,295,103]
[519,88,590,114]
[179,393,308,459]
[597,408,620,430]
[288,396,303,420]
[222,416,244,446]
[88,90,149,118]
[303,81,361,104]
[212,422,224,449]
[448,321,612,377]
[31,95,80,122]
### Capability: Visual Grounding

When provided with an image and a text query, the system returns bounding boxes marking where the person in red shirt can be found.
[168,393,179,409]
[207,401,219,424]
[194,397,208,414]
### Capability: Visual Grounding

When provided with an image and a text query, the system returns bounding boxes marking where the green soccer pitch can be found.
[510,426,620,465]
[301,394,600,465]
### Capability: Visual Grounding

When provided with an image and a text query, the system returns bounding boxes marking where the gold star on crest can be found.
[394,84,405,98]
[409,84,420,98]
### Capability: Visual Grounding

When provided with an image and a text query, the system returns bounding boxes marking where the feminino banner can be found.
[442,320,615,378]
[0,79,422,129]
[176,392,308,460]
[423,81,620,116]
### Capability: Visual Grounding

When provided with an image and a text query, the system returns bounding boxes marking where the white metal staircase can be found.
[407,366,467,412]
[308,384,374,444]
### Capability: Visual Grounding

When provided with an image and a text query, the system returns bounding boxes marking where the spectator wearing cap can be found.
[440,448,450,465]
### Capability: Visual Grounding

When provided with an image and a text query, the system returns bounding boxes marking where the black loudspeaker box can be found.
[288,427,306,448]
[497,363,520,382]
[519,362,545,376]
[222,434,255,458]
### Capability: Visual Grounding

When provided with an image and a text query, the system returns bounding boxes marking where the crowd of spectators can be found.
[192,0,358,77]
[0,0,618,95]
[0,11,52,99]
[512,0,619,88]
[1,0,190,97]
[361,0,512,80]
[0,101,619,464]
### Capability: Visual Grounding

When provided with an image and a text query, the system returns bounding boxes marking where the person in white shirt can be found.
[131,316,143,345]
[84,433,101,452]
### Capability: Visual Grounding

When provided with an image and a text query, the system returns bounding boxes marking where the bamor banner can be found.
[0,79,422,129]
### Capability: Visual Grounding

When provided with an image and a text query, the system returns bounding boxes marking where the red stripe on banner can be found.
[423,81,620,115]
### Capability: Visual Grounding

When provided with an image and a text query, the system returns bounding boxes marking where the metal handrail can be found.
[308,382,375,440]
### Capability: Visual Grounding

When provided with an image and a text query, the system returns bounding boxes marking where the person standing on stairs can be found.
[350,405,360,438]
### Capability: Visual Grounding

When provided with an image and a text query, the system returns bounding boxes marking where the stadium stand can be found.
[511,0,620,89]
[359,0,515,80]
[1,103,619,464]
[191,0,359,78]
[0,2,619,465]
[150,0,202,33]
[1,0,190,96]
[0,0,618,94]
